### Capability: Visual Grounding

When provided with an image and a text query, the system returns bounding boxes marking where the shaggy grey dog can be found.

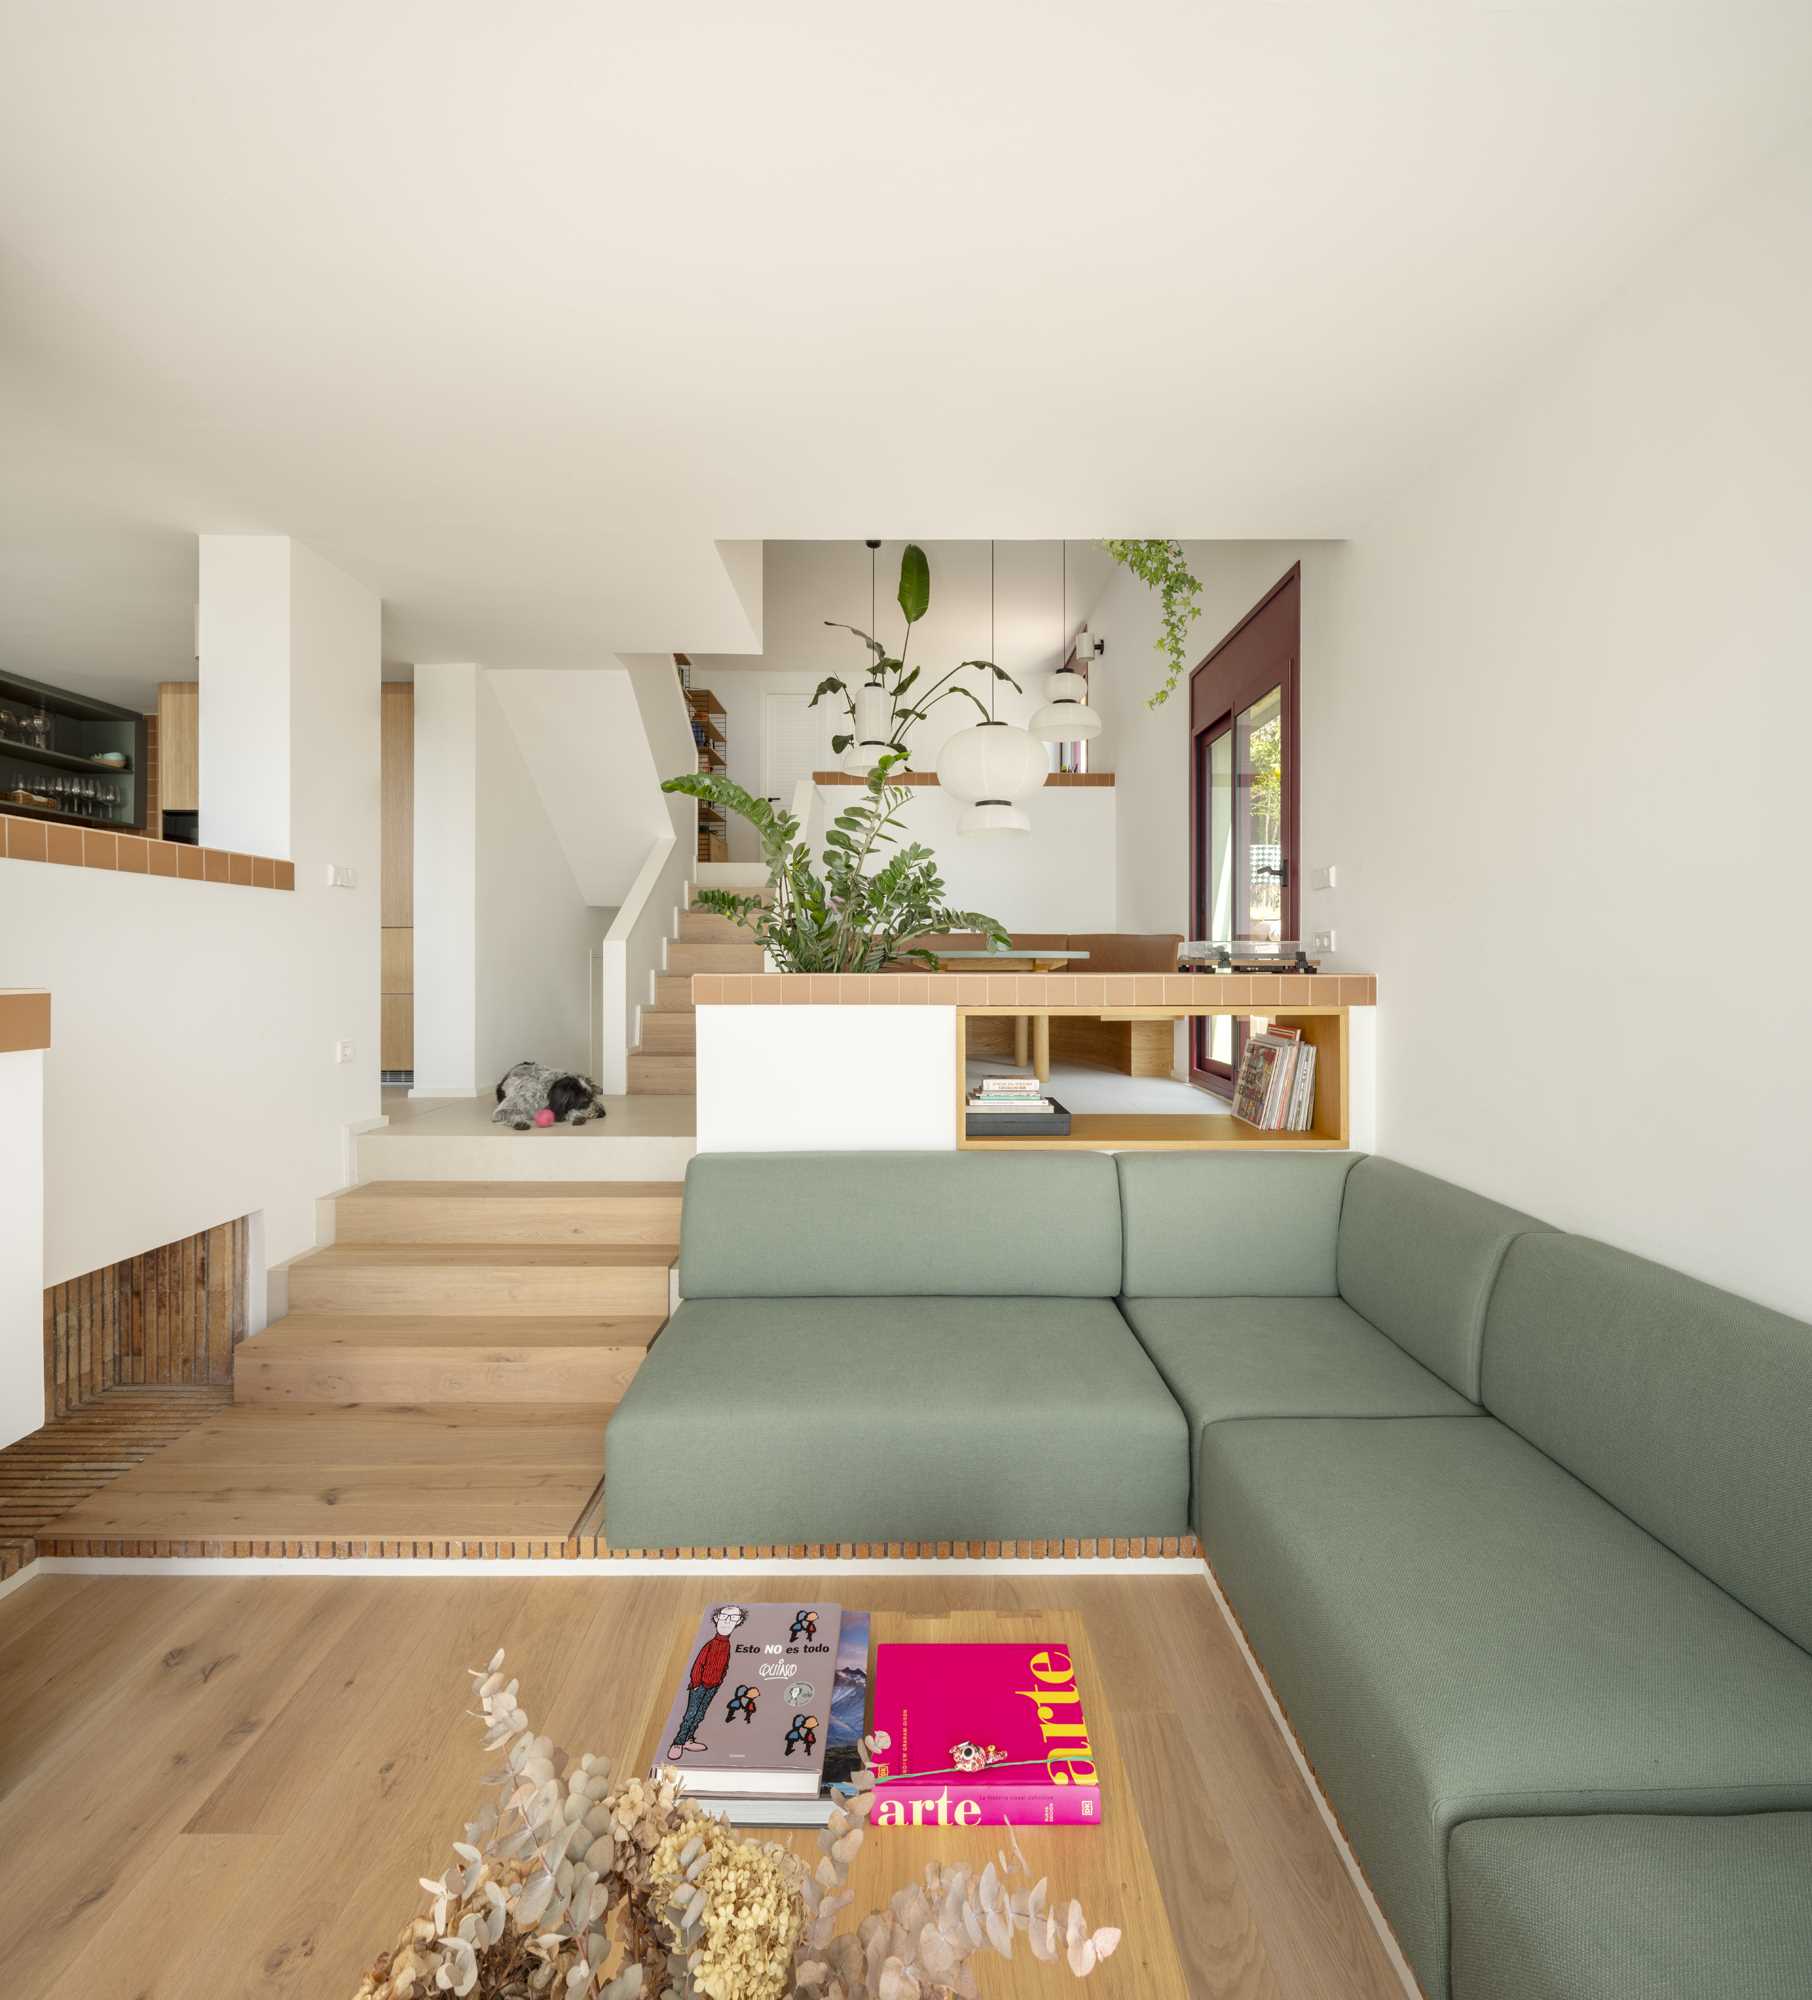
[492,1060,608,1129]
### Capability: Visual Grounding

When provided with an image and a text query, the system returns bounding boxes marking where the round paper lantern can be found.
[1030,669,1103,742]
[934,718,1048,837]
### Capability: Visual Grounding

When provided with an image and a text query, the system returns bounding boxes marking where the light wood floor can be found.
[35,1404,606,1548]
[0,1571,1404,2000]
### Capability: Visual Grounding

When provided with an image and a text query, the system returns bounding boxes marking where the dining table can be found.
[935,947,1091,1080]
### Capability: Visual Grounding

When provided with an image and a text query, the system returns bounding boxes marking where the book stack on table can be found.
[653,1607,1101,1830]
[964,1076,1072,1137]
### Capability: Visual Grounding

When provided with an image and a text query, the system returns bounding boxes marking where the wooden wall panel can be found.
[43,1217,248,1418]
[156,682,199,813]
[380,684,414,927]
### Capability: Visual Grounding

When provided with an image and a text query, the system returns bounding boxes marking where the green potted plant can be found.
[661,754,1009,973]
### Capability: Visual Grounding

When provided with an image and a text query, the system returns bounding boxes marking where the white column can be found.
[0,1044,46,1447]
[411,663,480,1096]
[198,536,293,856]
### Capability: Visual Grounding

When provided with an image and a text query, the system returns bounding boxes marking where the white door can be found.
[761,692,821,823]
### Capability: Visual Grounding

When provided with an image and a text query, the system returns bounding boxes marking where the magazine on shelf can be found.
[869,1639,1101,1827]
[655,1602,842,1796]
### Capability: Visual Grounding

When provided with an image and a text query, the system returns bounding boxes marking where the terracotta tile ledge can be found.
[0,989,51,1053]
[692,971,1378,1007]
[0,810,294,890]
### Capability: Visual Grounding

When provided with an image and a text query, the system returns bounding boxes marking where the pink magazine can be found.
[869,1640,1101,1828]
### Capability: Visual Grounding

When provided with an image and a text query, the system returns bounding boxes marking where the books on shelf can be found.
[655,1602,842,1797]
[870,1638,1100,1827]
[1232,1025,1318,1132]
[966,1076,1055,1115]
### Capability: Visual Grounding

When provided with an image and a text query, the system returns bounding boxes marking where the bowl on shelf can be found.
[90,750,129,769]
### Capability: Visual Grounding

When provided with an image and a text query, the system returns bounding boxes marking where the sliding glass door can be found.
[1189,569,1300,1093]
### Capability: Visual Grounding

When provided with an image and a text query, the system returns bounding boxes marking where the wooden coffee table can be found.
[645,1606,1187,1998]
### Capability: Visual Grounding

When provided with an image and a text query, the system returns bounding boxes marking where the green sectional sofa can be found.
[604,1148,1812,1999]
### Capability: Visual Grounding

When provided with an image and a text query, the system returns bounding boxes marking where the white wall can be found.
[0,1046,45,1446]
[697,1006,957,1152]
[411,663,480,1095]
[475,673,606,1084]
[413,664,617,1095]
[198,536,292,857]
[1091,133,1812,1317]
[0,540,381,1288]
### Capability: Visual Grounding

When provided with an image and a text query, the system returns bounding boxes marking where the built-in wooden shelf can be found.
[955,1005,1351,1152]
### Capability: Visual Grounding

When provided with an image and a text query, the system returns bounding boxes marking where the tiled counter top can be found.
[692,971,1378,1008]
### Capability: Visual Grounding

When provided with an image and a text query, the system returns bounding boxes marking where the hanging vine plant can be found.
[1102,538,1203,708]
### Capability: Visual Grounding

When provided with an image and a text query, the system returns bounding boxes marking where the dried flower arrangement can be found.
[354,1650,1124,2000]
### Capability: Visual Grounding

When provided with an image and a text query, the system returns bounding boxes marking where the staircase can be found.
[238,1181,680,1408]
[626,897,761,1095]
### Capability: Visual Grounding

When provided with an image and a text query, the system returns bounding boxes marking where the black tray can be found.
[965,1094,1072,1139]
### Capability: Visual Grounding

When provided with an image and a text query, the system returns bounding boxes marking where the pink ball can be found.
[533,1107,556,1127]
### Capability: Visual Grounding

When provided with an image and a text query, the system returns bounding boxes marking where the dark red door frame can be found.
[1186,564,1302,1094]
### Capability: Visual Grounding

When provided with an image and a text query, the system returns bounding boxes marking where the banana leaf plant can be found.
[814,542,1021,769]
[662,754,1010,972]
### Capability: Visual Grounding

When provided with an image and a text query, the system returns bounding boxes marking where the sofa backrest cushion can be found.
[1336,1157,1550,1399]
[1116,1152,1357,1296]
[679,1150,1123,1298]
[1064,933,1182,974]
[1483,1232,1812,1654]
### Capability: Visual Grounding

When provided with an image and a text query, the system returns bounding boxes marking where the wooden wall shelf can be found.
[955,1005,1350,1152]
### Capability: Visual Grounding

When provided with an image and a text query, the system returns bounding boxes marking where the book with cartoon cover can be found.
[656,1602,842,1796]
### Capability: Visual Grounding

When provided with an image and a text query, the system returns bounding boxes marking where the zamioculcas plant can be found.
[813,542,1021,769]
[662,754,1009,973]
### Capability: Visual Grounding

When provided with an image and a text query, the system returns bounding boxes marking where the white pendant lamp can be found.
[1032,540,1102,742]
[842,539,898,774]
[934,541,1047,836]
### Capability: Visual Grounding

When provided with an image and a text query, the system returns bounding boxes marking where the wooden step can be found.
[636,1012,696,1054]
[333,1180,682,1246]
[654,975,696,1011]
[678,908,755,942]
[234,1313,662,1407]
[627,1051,695,1095]
[665,939,764,974]
[287,1243,674,1317]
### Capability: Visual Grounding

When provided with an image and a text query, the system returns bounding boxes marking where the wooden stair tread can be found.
[343,1180,680,1200]
[251,1314,664,1350]
[296,1242,675,1269]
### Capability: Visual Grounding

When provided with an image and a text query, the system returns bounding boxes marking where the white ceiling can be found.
[2,1,1809,706]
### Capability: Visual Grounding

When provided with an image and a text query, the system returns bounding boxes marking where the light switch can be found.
[326,863,358,889]
[1310,864,1338,891]
[334,1039,356,1064]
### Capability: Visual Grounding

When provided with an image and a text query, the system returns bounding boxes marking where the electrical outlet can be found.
[326,863,358,889]
[1311,930,1337,954]
[334,1039,356,1064]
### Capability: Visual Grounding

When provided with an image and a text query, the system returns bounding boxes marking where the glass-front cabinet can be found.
[0,671,149,833]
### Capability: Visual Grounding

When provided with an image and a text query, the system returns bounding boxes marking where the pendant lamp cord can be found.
[989,541,998,720]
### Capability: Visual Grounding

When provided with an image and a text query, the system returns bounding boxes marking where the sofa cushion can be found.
[1448,1812,1812,2000]
[1062,932,1181,973]
[604,1296,1190,1548]
[1117,1152,1356,1296]
[1199,1415,1812,2000]
[1336,1157,1550,1398]
[1121,1295,1476,1530]
[1483,1232,1812,1654]
[677,1151,1122,1299]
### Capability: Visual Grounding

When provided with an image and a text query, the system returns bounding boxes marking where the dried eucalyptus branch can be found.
[352,1654,1123,2000]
